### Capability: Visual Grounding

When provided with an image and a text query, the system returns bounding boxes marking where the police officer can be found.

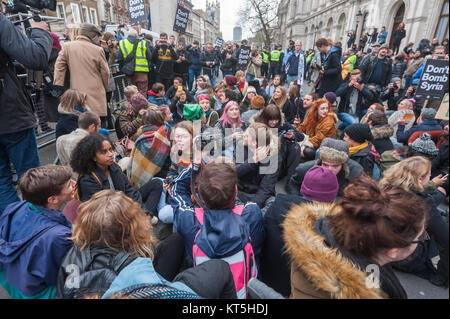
[0,13,53,214]
[269,44,284,80]
[260,46,270,78]
[117,28,152,96]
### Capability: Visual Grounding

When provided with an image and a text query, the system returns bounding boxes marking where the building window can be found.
[435,0,449,42]
[56,2,65,19]
[70,3,81,24]
[90,8,98,25]
[81,6,90,23]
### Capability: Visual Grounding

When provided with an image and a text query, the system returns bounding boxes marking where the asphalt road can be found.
[0,81,447,299]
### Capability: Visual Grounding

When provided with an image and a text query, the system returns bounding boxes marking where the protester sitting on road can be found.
[118,92,150,140]
[240,86,257,114]
[283,175,429,299]
[360,103,385,124]
[236,123,280,214]
[170,89,194,123]
[381,157,449,288]
[368,110,395,156]
[252,104,303,182]
[296,98,337,159]
[265,74,282,99]
[128,109,172,190]
[241,95,265,126]
[147,82,171,106]
[260,166,339,297]
[197,94,219,127]
[268,85,293,123]
[55,89,88,139]
[287,137,364,197]
[396,108,442,144]
[56,112,101,166]
[55,190,186,299]
[171,161,265,298]
[0,165,74,299]
[343,123,380,177]
[70,133,163,218]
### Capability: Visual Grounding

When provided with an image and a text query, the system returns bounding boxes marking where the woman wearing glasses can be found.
[283,175,428,299]
[381,156,448,288]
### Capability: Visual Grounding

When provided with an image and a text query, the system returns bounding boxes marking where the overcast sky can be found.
[191,0,249,41]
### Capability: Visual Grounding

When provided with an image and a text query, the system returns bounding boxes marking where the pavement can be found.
[0,81,448,299]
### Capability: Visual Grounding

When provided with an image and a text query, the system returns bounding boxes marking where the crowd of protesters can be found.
[0,15,449,301]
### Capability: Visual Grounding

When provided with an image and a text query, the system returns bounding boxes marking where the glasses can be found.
[410,231,430,244]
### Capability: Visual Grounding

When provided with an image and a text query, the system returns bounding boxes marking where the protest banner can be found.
[128,0,147,26]
[415,59,449,101]
[215,38,224,48]
[236,46,251,71]
[435,93,449,121]
[173,4,190,34]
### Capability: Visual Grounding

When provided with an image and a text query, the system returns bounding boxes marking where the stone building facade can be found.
[276,0,449,50]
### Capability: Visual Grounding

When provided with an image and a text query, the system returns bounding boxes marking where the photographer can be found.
[220,43,237,77]
[359,43,392,91]
[200,43,219,87]
[173,40,191,87]
[0,12,53,214]
[186,40,202,92]
[151,32,178,91]
[336,69,375,130]
[380,77,405,111]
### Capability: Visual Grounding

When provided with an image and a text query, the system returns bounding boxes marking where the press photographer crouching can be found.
[0,7,53,214]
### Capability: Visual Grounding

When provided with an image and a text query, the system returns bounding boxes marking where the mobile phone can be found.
[442,174,449,179]
[178,85,183,92]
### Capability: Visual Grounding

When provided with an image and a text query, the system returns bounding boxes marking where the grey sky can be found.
[191,0,245,41]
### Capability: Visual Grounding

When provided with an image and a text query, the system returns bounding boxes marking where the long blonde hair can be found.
[59,89,87,114]
[380,156,431,192]
[70,190,157,259]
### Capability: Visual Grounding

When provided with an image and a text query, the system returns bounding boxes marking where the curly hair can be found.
[70,190,157,259]
[70,133,111,175]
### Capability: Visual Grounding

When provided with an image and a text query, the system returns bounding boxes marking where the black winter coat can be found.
[55,245,136,299]
[371,124,395,156]
[173,49,191,75]
[349,143,377,176]
[78,163,143,205]
[260,194,309,297]
[0,13,53,135]
[336,80,375,116]
[55,113,79,139]
[236,147,280,208]
[359,55,392,88]
[432,142,449,177]
[317,46,343,96]
[393,29,406,45]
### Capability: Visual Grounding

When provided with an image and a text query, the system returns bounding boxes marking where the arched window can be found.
[435,0,449,42]
[389,2,405,48]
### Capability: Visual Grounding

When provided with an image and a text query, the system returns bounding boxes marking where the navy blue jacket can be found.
[170,166,265,261]
[0,201,72,298]
[396,121,442,144]
[186,45,202,70]
[285,51,307,76]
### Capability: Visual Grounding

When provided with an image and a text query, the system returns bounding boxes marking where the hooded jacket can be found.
[283,202,407,299]
[0,201,72,299]
[147,90,171,106]
[170,166,265,262]
[371,124,395,156]
[317,46,343,96]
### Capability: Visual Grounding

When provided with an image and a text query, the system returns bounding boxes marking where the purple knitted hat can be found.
[300,166,339,203]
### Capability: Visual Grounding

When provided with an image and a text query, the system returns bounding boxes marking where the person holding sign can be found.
[396,108,443,144]
[200,43,219,88]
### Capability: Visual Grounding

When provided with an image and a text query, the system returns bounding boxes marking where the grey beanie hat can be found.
[421,108,437,121]
[319,138,350,164]
[409,133,439,156]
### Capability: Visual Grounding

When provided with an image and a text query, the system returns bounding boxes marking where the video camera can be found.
[4,0,56,12]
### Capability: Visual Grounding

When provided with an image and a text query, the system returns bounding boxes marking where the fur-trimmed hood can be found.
[371,124,394,140]
[282,202,386,299]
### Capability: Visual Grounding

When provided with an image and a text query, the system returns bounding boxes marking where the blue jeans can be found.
[337,113,359,131]
[404,76,412,91]
[0,128,40,213]
[286,75,298,87]
[209,75,216,88]
[188,68,202,92]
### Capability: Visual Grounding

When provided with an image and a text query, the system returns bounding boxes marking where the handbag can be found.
[120,41,139,76]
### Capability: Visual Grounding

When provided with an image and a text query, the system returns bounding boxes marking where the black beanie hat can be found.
[344,123,373,144]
